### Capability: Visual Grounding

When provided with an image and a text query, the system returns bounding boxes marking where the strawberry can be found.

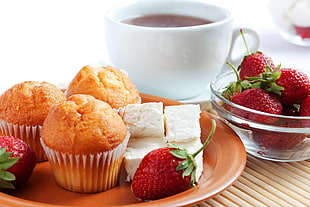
[239,52,275,81]
[230,88,282,123]
[300,96,310,127]
[252,130,306,150]
[294,26,310,39]
[132,147,191,201]
[300,96,310,116]
[275,68,310,104]
[238,29,275,81]
[131,120,216,201]
[0,136,37,189]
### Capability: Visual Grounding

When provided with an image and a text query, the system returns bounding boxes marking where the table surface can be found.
[198,154,309,207]
[0,0,309,206]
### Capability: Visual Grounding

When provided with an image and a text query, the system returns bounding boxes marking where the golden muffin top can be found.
[41,94,127,154]
[66,65,140,109]
[0,81,66,126]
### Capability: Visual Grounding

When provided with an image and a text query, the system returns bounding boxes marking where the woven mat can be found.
[194,102,310,207]
[194,155,309,207]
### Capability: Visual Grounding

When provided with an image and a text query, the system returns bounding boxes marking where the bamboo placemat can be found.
[195,102,310,207]
[195,155,309,207]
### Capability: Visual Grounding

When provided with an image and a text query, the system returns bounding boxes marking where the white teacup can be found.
[104,0,260,100]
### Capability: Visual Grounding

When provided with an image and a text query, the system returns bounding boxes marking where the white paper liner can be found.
[40,131,130,193]
[0,119,46,161]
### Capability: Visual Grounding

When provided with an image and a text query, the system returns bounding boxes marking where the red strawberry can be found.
[230,88,282,123]
[274,68,310,104]
[253,130,306,150]
[238,29,275,81]
[294,26,310,39]
[0,136,37,189]
[300,96,310,127]
[132,147,191,200]
[131,120,216,201]
[300,96,310,116]
[239,52,275,81]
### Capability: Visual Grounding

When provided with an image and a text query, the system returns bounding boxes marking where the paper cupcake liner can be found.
[40,131,130,193]
[0,119,46,161]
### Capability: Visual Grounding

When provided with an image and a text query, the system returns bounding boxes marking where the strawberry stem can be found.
[240,29,251,55]
[170,119,216,188]
[192,119,216,158]
[227,62,241,82]
[222,62,251,100]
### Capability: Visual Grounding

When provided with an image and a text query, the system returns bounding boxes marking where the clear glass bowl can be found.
[268,0,310,47]
[210,70,310,162]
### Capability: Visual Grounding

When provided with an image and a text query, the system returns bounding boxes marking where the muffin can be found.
[0,81,66,161]
[40,94,129,193]
[66,65,141,109]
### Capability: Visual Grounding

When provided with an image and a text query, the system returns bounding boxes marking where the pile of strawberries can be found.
[223,29,310,150]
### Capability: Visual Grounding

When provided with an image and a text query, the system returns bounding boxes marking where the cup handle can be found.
[226,27,261,66]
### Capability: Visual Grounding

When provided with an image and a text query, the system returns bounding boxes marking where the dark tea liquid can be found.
[123,14,213,27]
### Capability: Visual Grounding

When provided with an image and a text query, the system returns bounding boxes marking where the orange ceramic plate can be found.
[0,93,246,207]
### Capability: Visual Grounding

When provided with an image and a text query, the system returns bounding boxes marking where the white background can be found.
[0,0,309,95]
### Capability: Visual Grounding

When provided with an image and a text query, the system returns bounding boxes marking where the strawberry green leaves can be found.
[0,147,19,189]
[169,144,197,187]
[222,62,250,100]
[224,60,285,101]
[246,65,284,96]
[169,119,216,188]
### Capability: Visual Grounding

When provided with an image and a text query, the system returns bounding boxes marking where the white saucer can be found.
[178,86,211,104]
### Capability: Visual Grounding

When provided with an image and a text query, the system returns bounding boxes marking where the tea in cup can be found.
[104,0,260,100]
